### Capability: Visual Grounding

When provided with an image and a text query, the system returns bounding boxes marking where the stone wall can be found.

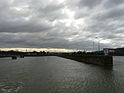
[58,55,113,66]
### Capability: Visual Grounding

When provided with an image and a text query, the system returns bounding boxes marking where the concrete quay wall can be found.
[58,55,113,66]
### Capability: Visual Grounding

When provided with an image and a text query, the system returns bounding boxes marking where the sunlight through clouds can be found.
[0,0,124,51]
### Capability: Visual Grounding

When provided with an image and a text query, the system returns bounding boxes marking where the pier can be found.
[58,55,113,66]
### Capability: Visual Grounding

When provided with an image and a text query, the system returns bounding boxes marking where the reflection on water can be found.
[0,56,124,93]
[0,80,24,93]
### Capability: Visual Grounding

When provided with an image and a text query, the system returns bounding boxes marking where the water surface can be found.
[0,56,124,93]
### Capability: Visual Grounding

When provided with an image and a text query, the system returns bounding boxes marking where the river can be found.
[0,56,124,93]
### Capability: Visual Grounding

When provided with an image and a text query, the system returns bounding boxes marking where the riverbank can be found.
[58,55,113,66]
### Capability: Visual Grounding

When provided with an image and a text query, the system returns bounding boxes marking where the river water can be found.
[0,56,124,93]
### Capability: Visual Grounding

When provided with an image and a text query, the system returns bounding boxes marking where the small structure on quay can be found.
[12,56,17,60]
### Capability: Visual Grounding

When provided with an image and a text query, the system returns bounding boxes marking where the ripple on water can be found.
[0,81,24,93]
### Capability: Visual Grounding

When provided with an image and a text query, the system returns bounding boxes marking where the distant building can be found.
[103,48,115,55]
[115,48,124,55]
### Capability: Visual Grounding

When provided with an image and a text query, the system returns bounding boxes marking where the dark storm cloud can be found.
[103,0,124,8]
[78,0,102,8]
[0,0,124,50]
[0,0,65,33]
[93,6,124,21]
[0,20,53,33]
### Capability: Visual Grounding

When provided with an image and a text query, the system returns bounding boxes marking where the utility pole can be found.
[93,40,94,51]
[96,37,100,52]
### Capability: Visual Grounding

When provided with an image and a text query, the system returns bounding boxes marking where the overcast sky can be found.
[0,0,124,51]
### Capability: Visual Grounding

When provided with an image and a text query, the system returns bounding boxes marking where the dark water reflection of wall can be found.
[0,56,124,93]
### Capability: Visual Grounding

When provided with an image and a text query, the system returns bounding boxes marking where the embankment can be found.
[58,55,113,66]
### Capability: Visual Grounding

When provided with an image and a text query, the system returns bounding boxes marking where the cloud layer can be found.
[0,0,124,51]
